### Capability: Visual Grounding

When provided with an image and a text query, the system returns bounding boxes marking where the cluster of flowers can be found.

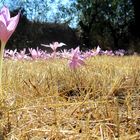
[4,42,127,69]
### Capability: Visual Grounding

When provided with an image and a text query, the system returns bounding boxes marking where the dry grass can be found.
[0,56,140,140]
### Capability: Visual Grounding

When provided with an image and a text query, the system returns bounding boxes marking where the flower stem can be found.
[0,42,5,97]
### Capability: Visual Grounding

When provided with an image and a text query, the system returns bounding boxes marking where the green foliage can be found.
[73,0,135,50]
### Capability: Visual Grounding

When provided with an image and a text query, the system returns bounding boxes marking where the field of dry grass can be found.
[0,56,140,140]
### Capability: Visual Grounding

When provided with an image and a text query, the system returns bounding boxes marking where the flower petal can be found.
[0,20,10,43]
[0,6,10,23]
[0,14,6,26]
[7,12,20,31]
[41,44,50,47]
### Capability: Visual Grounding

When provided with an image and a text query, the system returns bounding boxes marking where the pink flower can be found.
[41,42,66,58]
[0,6,20,44]
[69,47,85,70]
[28,48,43,59]
[92,45,101,56]
[61,49,71,58]
[16,49,28,60]
[41,42,66,52]
[4,49,17,59]
[0,6,20,92]
[96,45,101,54]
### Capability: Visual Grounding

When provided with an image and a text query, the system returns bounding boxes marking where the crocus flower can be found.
[41,42,66,52]
[92,45,101,56]
[61,49,71,58]
[103,50,114,56]
[41,42,66,58]
[68,47,85,70]
[28,47,44,60]
[0,6,20,93]
[4,49,17,59]
[16,49,29,60]
[114,49,125,56]
[0,6,20,44]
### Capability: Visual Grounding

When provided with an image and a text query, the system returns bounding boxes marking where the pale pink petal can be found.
[0,6,10,22]
[50,44,56,51]
[96,45,101,54]
[32,49,37,56]
[0,20,11,43]
[58,42,66,47]
[41,44,51,47]
[7,13,20,31]
[0,14,6,26]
